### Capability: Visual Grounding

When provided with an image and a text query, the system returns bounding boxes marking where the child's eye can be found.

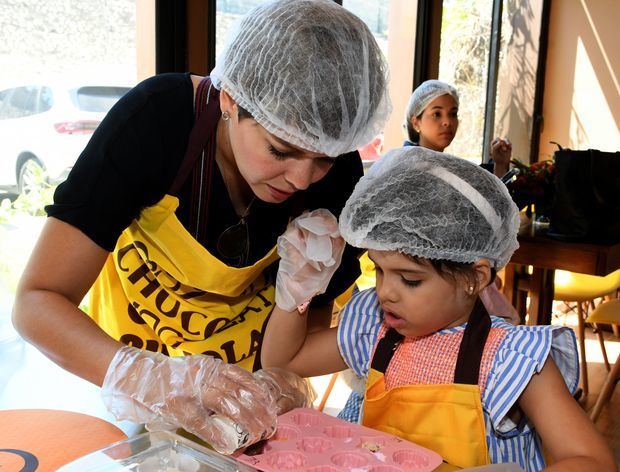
[432,112,441,119]
[401,277,421,287]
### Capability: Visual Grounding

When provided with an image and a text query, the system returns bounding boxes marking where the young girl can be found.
[404,79,512,178]
[262,147,615,471]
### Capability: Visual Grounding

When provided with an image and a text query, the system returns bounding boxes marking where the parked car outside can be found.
[0,79,131,194]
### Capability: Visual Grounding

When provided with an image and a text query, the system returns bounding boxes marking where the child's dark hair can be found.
[406,254,497,291]
[237,104,253,120]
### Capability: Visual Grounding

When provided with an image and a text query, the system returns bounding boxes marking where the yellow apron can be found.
[89,77,278,371]
[362,299,492,468]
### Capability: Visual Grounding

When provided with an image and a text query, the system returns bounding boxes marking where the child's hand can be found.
[275,209,345,312]
[255,367,317,414]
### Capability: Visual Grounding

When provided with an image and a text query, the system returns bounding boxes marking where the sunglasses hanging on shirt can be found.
[217,196,256,267]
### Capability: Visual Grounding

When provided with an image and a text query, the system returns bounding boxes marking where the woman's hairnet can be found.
[339,147,520,269]
[404,80,459,126]
[210,0,391,157]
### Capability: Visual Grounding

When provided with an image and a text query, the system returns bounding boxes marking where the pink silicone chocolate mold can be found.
[330,452,368,468]
[237,408,443,471]
[393,450,431,468]
[272,425,301,441]
[265,451,307,469]
[298,437,334,453]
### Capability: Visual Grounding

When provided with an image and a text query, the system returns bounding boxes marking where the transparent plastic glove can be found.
[276,209,345,312]
[254,367,317,414]
[101,346,278,455]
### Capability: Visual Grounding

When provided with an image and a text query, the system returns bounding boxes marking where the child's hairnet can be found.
[405,80,459,125]
[210,0,391,157]
[339,147,520,269]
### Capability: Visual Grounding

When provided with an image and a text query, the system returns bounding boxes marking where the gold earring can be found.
[222,111,230,121]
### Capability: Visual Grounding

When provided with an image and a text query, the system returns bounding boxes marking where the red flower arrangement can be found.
[506,158,555,217]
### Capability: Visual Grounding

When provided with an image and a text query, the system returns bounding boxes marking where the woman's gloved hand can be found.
[254,367,317,414]
[101,346,279,454]
[275,209,345,312]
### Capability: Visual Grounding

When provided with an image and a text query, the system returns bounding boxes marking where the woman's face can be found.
[368,249,473,338]
[220,92,336,204]
[412,94,459,152]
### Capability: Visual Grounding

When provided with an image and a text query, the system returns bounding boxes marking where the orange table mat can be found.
[0,409,127,472]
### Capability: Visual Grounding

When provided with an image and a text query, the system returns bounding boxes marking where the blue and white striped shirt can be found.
[336,288,579,472]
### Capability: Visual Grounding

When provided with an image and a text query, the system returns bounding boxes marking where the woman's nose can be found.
[285,159,316,191]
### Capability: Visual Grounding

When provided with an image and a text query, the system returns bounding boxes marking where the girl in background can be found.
[404,79,512,178]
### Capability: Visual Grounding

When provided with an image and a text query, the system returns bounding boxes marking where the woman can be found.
[404,79,512,178]
[12,0,390,454]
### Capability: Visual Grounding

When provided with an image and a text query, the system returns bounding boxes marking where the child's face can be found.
[412,94,459,152]
[368,249,473,337]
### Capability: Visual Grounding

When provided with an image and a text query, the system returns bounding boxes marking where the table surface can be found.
[511,229,620,276]
[0,330,142,437]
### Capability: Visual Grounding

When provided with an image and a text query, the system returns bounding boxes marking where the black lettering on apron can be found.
[155,290,181,318]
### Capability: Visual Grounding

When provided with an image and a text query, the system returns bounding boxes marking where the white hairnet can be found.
[339,147,520,269]
[210,0,391,157]
[405,80,459,125]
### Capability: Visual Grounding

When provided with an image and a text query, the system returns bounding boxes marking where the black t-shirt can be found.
[46,73,364,304]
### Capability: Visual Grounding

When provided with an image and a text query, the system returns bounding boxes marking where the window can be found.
[74,86,132,113]
[342,0,391,163]
[216,0,271,59]
[436,0,548,164]
[0,1,149,428]
[1,86,40,119]
[341,2,427,157]
[38,86,54,113]
[493,0,547,164]
[438,0,493,161]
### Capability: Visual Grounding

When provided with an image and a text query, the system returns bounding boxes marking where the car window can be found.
[0,88,12,119]
[73,86,131,113]
[7,86,39,118]
[0,86,39,119]
[38,86,53,113]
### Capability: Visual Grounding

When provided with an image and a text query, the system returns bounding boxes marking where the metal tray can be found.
[57,430,259,472]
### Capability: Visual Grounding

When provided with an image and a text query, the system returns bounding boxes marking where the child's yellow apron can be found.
[88,78,278,371]
[362,299,492,468]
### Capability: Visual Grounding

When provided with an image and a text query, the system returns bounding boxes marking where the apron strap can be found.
[169,76,221,240]
[454,297,491,385]
[370,297,491,385]
[370,326,404,373]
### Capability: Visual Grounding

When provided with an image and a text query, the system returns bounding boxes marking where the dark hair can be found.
[405,254,496,292]
[404,111,423,143]
[237,104,253,120]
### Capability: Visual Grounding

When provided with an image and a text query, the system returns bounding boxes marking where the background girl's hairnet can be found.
[404,80,459,128]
